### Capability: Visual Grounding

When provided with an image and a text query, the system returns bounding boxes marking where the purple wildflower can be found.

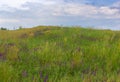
[0,53,3,58]
[22,70,27,77]
[39,71,43,78]
[44,75,48,82]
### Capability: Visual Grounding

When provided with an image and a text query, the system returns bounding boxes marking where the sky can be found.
[0,0,120,30]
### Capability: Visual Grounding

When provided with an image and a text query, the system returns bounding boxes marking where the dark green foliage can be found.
[0,27,7,30]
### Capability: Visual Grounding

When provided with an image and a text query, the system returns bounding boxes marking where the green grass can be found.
[0,26,120,82]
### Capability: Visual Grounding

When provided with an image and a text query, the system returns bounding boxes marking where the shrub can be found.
[0,27,7,30]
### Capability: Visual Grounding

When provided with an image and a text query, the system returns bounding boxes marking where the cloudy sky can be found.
[0,0,120,30]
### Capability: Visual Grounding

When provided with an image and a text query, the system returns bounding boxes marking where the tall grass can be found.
[0,26,120,82]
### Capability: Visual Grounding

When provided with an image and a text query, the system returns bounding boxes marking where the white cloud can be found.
[99,7,119,15]
[50,3,120,19]
[0,0,40,11]
[0,0,120,19]
[0,18,19,23]
[63,4,98,17]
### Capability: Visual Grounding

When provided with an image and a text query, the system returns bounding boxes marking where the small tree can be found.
[18,26,23,30]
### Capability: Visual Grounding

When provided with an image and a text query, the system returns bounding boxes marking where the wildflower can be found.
[22,70,27,77]
[44,75,48,82]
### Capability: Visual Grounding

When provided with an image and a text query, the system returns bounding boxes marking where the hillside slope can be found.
[0,26,120,82]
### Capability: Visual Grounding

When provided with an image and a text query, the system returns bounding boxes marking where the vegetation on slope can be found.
[0,26,120,82]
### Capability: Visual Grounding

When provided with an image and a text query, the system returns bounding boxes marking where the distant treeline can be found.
[0,26,23,30]
[0,27,7,30]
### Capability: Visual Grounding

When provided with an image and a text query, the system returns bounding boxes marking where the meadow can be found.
[0,26,120,82]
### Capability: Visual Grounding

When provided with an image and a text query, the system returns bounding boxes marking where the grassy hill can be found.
[0,26,120,82]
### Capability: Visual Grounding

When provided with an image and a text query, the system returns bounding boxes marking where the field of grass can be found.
[0,26,120,82]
